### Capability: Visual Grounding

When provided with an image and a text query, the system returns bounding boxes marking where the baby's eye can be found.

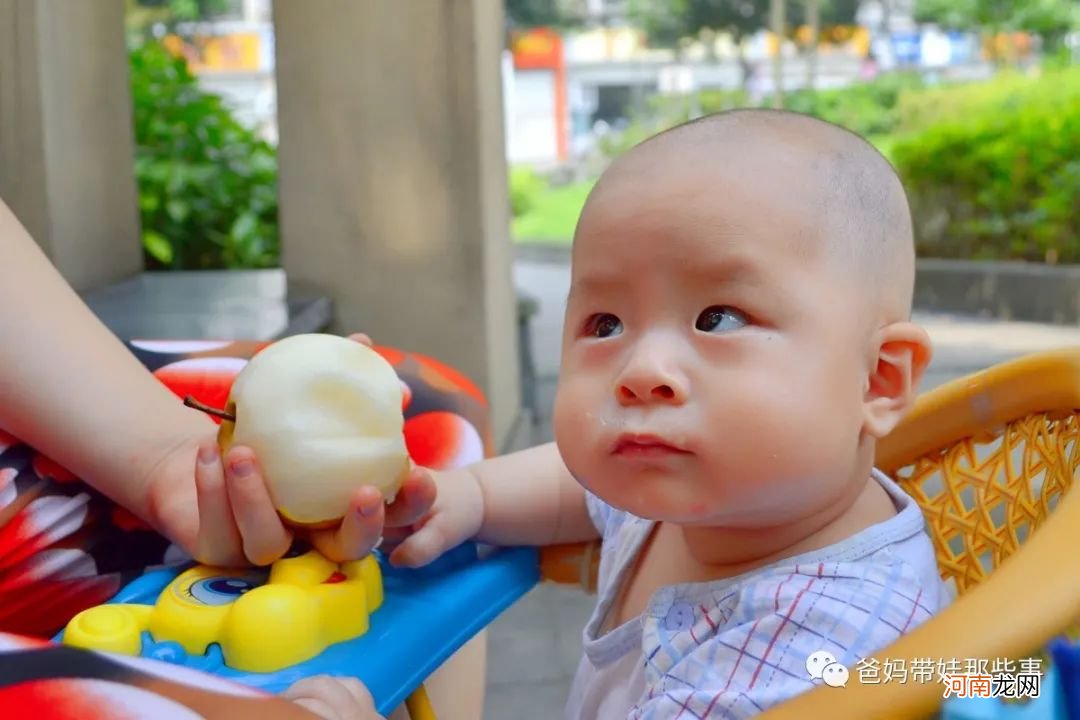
[696,306,748,333]
[584,313,623,338]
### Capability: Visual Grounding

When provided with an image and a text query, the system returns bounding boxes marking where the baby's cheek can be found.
[552,389,605,459]
[553,415,591,471]
[708,389,821,478]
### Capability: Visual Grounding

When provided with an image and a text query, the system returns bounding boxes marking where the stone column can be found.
[273,0,522,451]
[0,0,142,291]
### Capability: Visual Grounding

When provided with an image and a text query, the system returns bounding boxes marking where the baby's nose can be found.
[615,337,690,406]
[615,367,688,406]
[617,382,681,404]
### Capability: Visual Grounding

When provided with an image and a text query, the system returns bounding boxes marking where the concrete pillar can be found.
[0,0,142,291]
[273,0,522,451]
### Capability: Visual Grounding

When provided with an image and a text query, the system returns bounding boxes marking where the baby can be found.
[383,108,950,718]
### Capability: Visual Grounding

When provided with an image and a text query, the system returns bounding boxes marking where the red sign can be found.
[511,28,563,70]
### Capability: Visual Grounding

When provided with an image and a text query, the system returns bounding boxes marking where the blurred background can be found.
[116,0,1079,269]
[2,1,1079,717]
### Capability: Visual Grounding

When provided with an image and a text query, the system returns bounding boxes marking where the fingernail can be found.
[359,503,378,517]
[230,459,255,477]
[198,444,219,465]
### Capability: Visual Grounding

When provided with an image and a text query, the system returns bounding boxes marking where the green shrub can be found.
[512,179,594,244]
[890,68,1080,263]
[783,71,925,137]
[596,73,922,163]
[130,41,279,269]
[508,166,546,218]
[698,89,751,114]
[597,121,660,160]
[595,93,703,161]
[895,69,1054,134]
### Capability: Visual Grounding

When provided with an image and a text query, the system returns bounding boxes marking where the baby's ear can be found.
[862,322,933,439]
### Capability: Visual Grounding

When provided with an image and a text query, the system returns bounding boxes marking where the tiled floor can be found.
[480,249,1080,720]
[484,583,595,719]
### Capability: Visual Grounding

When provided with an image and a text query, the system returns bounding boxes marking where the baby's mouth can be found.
[611,433,691,458]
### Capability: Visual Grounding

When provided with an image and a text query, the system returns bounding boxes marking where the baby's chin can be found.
[638,502,723,525]
[588,481,722,524]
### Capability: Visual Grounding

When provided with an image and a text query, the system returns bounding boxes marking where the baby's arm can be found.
[351,334,600,566]
[385,441,599,568]
[473,442,596,546]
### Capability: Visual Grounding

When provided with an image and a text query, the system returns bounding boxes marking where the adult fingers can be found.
[308,486,385,563]
[223,445,293,565]
[193,440,245,567]
[283,676,379,720]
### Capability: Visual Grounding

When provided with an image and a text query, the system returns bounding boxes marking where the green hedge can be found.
[509,166,546,218]
[782,71,926,138]
[130,36,1078,266]
[130,41,279,270]
[890,68,1080,263]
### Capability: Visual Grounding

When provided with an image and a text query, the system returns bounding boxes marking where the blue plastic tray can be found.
[56,543,539,716]
[938,665,1065,719]
[939,637,1080,720]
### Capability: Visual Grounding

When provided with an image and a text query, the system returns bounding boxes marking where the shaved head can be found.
[555,109,934,542]
[577,108,916,322]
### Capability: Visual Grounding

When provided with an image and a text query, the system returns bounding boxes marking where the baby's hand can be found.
[347,333,485,569]
[282,676,384,719]
[378,464,485,568]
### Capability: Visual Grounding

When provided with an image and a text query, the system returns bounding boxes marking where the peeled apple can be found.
[216,333,409,527]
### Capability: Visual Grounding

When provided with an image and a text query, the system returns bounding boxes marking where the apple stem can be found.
[183,395,236,422]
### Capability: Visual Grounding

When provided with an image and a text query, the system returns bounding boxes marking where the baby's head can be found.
[552,109,932,531]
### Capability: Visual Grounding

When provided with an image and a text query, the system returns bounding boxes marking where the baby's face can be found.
[553,158,875,528]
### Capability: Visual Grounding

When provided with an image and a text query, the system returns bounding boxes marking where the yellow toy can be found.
[64,548,383,673]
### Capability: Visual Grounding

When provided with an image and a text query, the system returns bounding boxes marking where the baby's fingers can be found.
[384,466,436,529]
[347,333,374,347]
[387,514,459,569]
[308,486,385,563]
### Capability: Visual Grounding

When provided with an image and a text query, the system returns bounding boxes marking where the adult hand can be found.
[282,676,385,720]
[147,332,437,567]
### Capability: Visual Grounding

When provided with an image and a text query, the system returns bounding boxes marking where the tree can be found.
[630,0,761,54]
[503,0,589,55]
[805,0,821,90]
[771,0,787,107]
[504,0,583,30]
[914,0,1078,55]
[125,0,233,45]
[628,0,858,90]
[628,0,858,46]
[912,0,977,32]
